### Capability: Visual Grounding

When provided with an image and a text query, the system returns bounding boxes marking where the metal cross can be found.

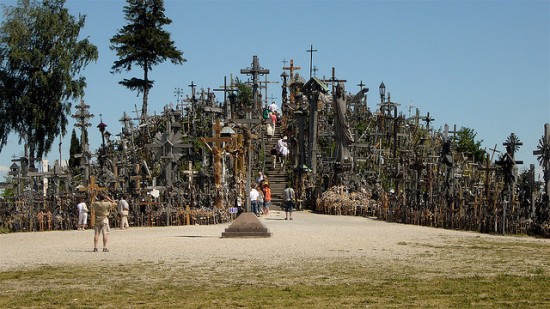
[322,67,347,93]
[306,44,317,79]
[421,112,435,131]
[241,55,270,110]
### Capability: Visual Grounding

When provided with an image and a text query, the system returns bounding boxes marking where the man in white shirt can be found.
[76,197,88,230]
[250,183,260,216]
[117,194,130,229]
[269,101,278,113]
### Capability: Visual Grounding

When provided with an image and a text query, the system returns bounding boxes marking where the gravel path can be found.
[1,210,548,272]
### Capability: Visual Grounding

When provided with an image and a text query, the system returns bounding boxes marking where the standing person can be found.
[270,111,277,132]
[262,182,271,215]
[92,193,117,252]
[250,183,260,216]
[256,171,265,186]
[277,136,288,164]
[283,183,296,220]
[76,197,89,231]
[266,121,274,141]
[270,145,278,169]
[280,144,289,168]
[269,101,278,113]
[118,194,130,230]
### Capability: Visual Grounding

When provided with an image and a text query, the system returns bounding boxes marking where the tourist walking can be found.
[118,194,130,230]
[271,145,278,169]
[92,193,117,252]
[76,197,88,230]
[283,183,296,220]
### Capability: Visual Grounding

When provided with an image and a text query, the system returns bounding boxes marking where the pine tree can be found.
[110,0,185,121]
[69,128,81,170]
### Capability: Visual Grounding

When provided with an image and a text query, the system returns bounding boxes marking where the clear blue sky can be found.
[0,0,549,180]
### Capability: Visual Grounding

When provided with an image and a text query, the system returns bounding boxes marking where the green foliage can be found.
[110,0,185,119]
[236,79,253,108]
[68,128,80,170]
[454,127,485,163]
[0,0,98,161]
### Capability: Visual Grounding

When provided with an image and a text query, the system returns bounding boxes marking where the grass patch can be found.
[1,259,549,308]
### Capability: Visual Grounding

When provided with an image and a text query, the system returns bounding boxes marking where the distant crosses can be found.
[407,103,416,118]
[357,80,366,90]
[174,87,183,105]
[313,65,318,77]
[258,75,279,106]
[421,112,435,132]
[213,76,239,119]
[240,55,270,111]
[496,133,523,193]
[306,44,317,79]
[281,58,288,67]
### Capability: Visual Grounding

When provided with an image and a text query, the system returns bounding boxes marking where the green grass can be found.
[1,237,549,308]
[1,259,548,308]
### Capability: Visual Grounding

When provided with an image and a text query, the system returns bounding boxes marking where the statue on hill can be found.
[333,84,354,164]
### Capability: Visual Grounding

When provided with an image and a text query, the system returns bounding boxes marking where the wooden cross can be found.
[201,119,236,209]
[282,59,301,80]
[87,176,107,226]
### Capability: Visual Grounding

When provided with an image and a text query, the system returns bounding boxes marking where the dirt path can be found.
[1,210,549,276]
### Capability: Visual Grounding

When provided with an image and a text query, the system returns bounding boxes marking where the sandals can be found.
[103,248,109,252]
[93,248,98,252]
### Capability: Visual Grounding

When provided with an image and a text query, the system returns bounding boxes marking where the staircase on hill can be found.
[262,124,288,211]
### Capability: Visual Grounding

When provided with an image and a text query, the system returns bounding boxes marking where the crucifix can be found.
[283,59,301,81]
[201,119,234,209]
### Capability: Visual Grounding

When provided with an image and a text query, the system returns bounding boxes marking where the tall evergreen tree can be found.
[0,0,98,164]
[110,0,185,121]
[68,128,81,170]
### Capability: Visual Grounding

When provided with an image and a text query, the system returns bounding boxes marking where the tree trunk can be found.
[142,63,149,122]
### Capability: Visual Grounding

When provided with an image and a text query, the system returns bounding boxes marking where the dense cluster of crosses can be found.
[1,56,549,237]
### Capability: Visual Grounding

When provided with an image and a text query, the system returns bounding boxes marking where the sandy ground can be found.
[1,210,549,272]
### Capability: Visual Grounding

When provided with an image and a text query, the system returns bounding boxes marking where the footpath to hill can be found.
[1,210,549,275]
